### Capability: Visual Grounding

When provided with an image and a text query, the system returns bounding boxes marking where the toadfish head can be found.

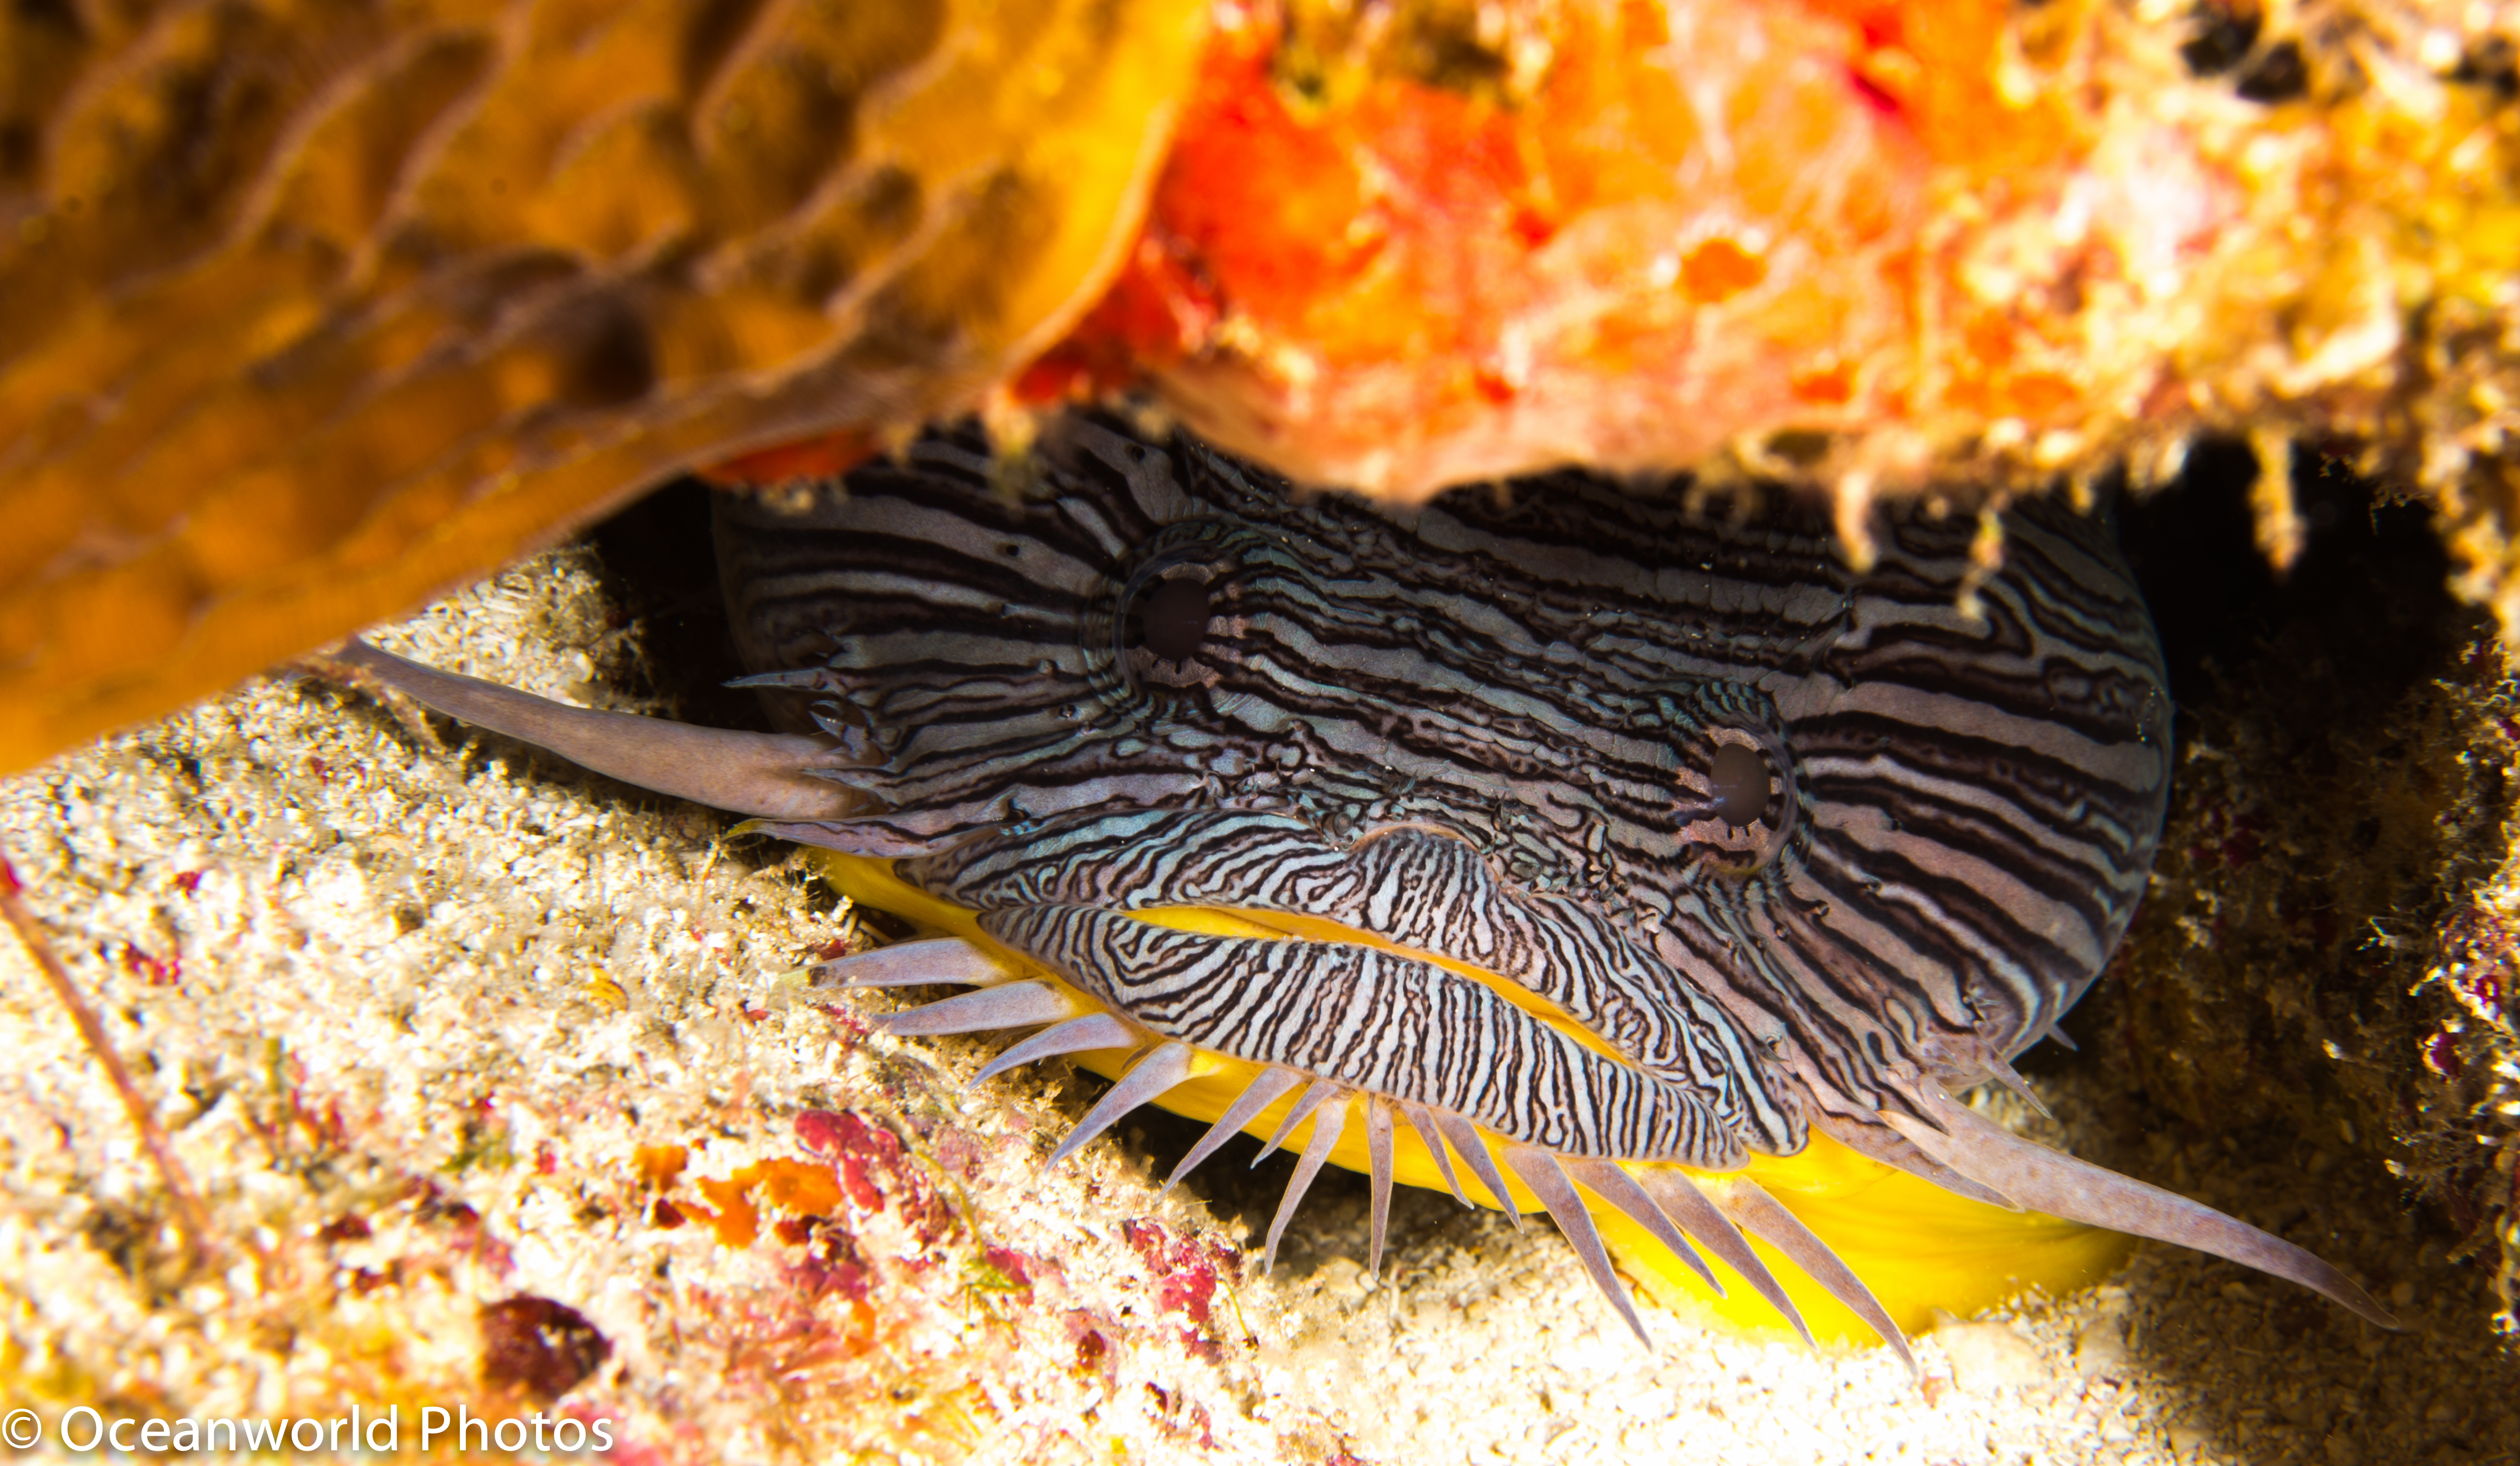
[339,412,2392,1360]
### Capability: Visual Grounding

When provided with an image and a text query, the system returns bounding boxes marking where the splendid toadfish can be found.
[337,413,2395,1361]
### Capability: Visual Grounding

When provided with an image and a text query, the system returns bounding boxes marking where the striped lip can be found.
[1119,901,1685,1094]
[899,807,1809,1157]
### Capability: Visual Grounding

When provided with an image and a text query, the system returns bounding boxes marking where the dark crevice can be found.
[2234,38,2309,103]
[2180,4,2262,76]
[579,475,765,734]
[2118,437,2464,720]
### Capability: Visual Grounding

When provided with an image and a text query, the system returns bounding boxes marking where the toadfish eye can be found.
[1710,740,1771,826]
[1140,577,1211,661]
[1680,725,1797,879]
[1112,538,1233,693]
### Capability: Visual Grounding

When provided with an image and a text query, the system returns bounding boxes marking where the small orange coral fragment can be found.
[690,1176,761,1249]
[746,1158,846,1218]
[1792,361,1859,407]
[1680,239,1767,304]
[682,1158,846,1249]
[634,1145,688,1190]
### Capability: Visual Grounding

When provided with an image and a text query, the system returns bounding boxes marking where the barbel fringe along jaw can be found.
[331,412,2396,1366]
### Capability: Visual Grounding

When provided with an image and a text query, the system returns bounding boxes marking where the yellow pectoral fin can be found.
[819,853,999,946]
[811,852,2129,1345]
[1613,1138,2133,1347]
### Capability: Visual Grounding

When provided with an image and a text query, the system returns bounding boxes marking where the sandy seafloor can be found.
[0,546,2514,1465]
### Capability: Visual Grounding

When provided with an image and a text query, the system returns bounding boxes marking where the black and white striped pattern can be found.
[721,412,2172,1161]
[980,905,1740,1164]
[915,811,1799,1152]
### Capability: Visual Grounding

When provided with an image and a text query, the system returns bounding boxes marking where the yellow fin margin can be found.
[812,851,2130,1346]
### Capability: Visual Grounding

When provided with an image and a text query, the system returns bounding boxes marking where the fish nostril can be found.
[1710,741,1770,827]
[1140,577,1211,661]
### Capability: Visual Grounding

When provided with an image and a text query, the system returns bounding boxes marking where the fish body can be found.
[339,413,2391,1354]
[721,416,2163,1164]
